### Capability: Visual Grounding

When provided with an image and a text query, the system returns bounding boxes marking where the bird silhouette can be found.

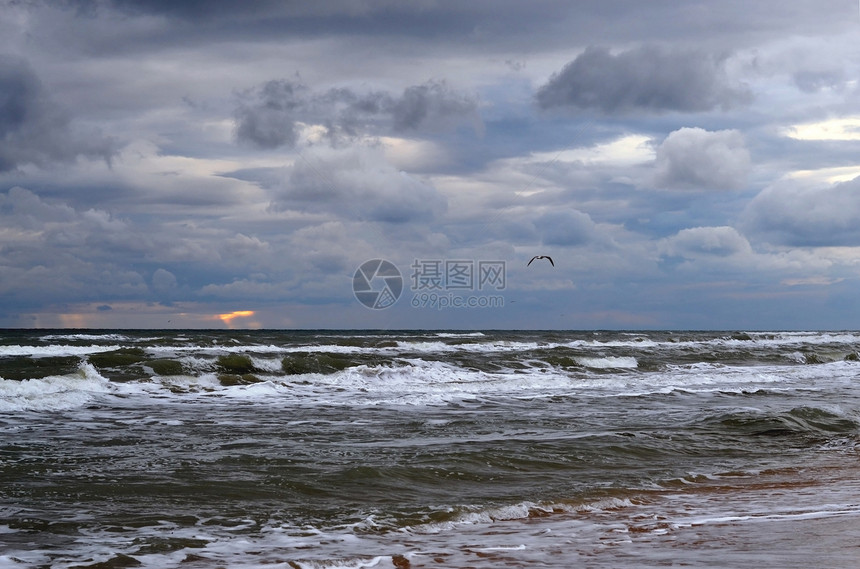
[528,255,554,267]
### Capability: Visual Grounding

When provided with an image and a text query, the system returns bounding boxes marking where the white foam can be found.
[435,332,486,337]
[576,356,639,369]
[664,502,860,530]
[146,343,382,357]
[472,544,526,552]
[176,355,214,371]
[556,331,860,354]
[0,344,123,357]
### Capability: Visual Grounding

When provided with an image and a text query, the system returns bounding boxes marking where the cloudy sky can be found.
[2,0,860,329]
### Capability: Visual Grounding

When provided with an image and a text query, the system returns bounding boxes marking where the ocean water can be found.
[1,329,859,568]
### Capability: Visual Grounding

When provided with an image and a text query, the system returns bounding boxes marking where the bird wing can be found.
[527,256,536,266]
[547,256,554,266]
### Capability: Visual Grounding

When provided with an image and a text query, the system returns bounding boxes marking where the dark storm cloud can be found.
[48,0,496,57]
[235,78,480,149]
[77,0,566,41]
[391,81,481,133]
[536,45,752,115]
[109,0,276,18]
[60,1,850,54]
[105,0,390,19]
[0,55,115,171]
[234,80,309,149]
[52,0,286,20]
[234,79,388,149]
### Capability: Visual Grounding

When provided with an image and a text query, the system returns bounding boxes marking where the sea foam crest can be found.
[441,331,485,337]
[0,362,112,411]
[0,343,123,358]
[40,333,134,342]
[394,340,545,353]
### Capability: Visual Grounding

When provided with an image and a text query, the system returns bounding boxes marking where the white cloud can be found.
[271,144,447,223]
[652,127,751,190]
[783,117,860,141]
[785,166,860,185]
[659,226,752,258]
[527,134,654,168]
[741,175,860,247]
[536,210,596,246]
[656,224,845,292]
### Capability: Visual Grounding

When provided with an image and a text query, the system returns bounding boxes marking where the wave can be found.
[414,496,639,534]
[7,329,860,365]
[2,356,855,410]
[3,330,860,411]
[707,405,860,440]
[0,362,114,412]
[39,333,138,342]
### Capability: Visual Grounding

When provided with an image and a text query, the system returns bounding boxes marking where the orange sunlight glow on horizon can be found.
[218,310,255,325]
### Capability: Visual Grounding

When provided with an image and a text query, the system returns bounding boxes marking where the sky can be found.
[2,0,860,330]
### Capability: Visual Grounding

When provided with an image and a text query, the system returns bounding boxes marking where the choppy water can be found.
[1,329,859,568]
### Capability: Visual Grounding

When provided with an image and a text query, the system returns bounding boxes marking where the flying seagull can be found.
[528,255,554,267]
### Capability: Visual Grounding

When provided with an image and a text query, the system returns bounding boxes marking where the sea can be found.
[1,329,859,569]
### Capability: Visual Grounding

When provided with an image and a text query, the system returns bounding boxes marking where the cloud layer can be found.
[2,0,860,329]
